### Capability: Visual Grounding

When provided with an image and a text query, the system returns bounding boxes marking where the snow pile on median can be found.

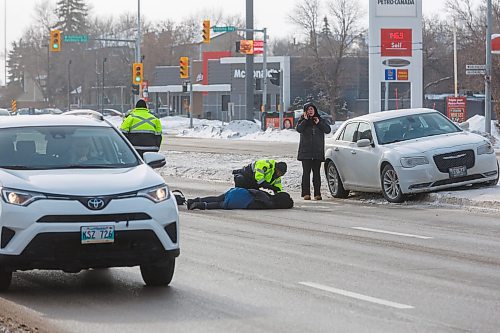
[179,120,263,139]
[462,115,500,148]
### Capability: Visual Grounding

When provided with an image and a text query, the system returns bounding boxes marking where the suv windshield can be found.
[0,126,140,170]
[374,112,462,145]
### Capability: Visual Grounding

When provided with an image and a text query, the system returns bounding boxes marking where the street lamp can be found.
[67,59,72,111]
[102,57,107,112]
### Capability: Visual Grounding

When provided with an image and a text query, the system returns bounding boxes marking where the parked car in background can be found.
[101,108,123,117]
[0,109,11,116]
[40,108,63,115]
[153,106,173,118]
[294,109,333,125]
[325,108,499,203]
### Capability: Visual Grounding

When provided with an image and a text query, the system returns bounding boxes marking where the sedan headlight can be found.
[138,184,170,203]
[1,188,46,206]
[400,156,429,168]
[477,142,494,155]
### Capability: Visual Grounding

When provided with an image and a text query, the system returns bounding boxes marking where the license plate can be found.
[81,226,114,244]
[449,166,467,178]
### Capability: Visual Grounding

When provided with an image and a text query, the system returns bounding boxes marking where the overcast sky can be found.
[0,0,468,85]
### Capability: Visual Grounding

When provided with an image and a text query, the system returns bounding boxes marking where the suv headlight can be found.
[1,188,46,206]
[400,156,429,168]
[477,142,494,155]
[138,184,170,203]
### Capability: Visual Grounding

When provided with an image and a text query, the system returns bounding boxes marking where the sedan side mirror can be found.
[356,139,373,148]
[143,152,166,169]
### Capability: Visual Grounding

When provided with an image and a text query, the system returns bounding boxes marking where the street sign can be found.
[212,26,236,33]
[63,35,89,43]
[465,64,486,70]
[10,99,16,113]
[466,69,486,75]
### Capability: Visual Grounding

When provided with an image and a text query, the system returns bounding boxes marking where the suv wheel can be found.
[325,161,349,198]
[381,164,405,203]
[0,270,12,291]
[140,258,175,287]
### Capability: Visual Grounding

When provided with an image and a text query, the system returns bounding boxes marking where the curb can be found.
[0,297,65,333]
[424,193,500,212]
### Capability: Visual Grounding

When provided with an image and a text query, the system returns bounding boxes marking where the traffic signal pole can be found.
[189,81,193,129]
[262,28,268,114]
[135,0,142,105]
[245,0,254,121]
[485,0,492,134]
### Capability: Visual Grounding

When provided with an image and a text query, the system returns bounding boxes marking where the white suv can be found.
[0,111,179,290]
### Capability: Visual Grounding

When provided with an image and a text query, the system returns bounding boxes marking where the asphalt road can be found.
[2,177,499,333]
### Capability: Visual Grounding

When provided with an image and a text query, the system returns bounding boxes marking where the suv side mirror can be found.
[357,139,372,148]
[143,152,166,169]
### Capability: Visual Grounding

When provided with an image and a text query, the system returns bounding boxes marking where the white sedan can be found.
[325,108,499,203]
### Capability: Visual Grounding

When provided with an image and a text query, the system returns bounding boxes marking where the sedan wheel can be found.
[326,161,349,198]
[381,165,405,203]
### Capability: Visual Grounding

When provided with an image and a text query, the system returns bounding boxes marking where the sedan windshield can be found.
[374,112,462,145]
[0,126,140,170]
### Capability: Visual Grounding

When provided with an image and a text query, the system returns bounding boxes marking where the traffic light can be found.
[180,57,189,79]
[50,30,61,52]
[270,71,280,86]
[131,84,140,95]
[132,63,143,85]
[203,20,210,44]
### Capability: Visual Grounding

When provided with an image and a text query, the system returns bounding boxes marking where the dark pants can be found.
[193,194,225,210]
[301,160,322,196]
[234,174,259,190]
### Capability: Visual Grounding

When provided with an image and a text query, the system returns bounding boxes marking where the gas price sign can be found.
[381,29,412,57]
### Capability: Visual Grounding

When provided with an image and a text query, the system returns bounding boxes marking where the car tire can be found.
[325,161,349,198]
[485,162,499,186]
[381,164,405,203]
[140,258,175,287]
[0,271,12,292]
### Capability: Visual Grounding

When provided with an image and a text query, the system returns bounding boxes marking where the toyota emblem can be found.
[87,198,105,210]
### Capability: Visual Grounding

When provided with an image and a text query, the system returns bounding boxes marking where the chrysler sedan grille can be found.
[433,150,475,173]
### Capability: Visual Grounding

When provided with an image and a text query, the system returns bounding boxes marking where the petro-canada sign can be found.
[376,0,416,17]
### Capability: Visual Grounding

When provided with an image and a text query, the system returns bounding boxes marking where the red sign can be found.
[265,115,294,130]
[381,29,412,57]
[254,40,264,54]
[397,69,408,80]
[492,34,500,54]
[446,96,467,123]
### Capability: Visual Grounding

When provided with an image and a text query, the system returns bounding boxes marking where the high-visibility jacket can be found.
[120,108,162,153]
[252,159,283,192]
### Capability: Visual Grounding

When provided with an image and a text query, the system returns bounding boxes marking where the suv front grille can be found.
[37,213,151,223]
[433,150,475,173]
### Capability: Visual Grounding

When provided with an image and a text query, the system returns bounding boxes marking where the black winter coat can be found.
[296,113,331,161]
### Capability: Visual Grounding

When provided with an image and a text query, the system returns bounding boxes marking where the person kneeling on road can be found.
[232,159,287,194]
[187,188,294,210]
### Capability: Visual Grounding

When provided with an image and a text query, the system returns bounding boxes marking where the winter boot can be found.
[191,202,207,210]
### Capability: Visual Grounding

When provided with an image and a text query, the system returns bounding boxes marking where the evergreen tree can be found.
[322,16,331,37]
[7,41,24,87]
[55,0,89,34]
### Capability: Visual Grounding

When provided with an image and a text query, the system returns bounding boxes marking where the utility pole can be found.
[135,0,142,105]
[453,21,458,97]
[485,0,492,134]
[245,0,254,121]
[102,57,107,112]
[67,59,72,111]
[262,28,268,114]
[4,0,6,86]
[189,81,193,129]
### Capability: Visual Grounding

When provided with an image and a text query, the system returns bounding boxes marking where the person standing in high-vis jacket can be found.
[120,100,162,158]
[232,159,287,193]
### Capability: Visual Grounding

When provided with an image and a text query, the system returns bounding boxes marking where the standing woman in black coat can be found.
[296,102,332,200]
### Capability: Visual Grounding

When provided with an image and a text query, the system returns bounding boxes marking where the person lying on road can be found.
[187,188,294,210]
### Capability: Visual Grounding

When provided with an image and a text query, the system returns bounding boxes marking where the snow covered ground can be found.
[106,114,500,212]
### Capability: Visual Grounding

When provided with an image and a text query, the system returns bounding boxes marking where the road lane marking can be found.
[352,227,433,239]
[299,282,414,309]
